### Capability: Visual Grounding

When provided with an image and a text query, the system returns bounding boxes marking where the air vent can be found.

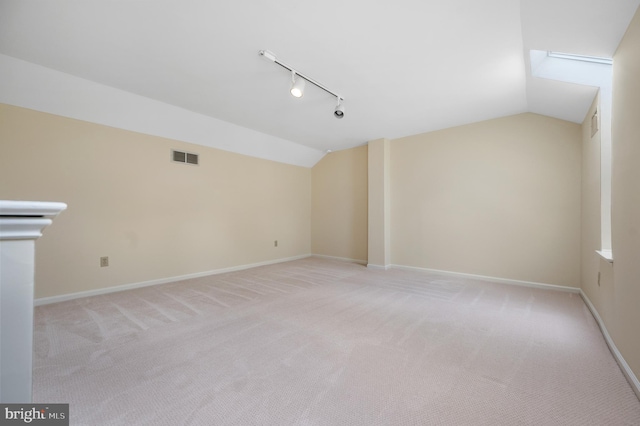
[172,150,199,165]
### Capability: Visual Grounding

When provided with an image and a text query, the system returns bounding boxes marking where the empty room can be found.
[1,1,639,425]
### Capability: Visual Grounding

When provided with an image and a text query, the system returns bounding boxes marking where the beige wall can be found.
[311,146,368,262]
[607,6,640,380]
[391,113,582,287]
[580,94,618,325]
[0,104,311,299]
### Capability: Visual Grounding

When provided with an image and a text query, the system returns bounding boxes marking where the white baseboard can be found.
[580,290,640,400]
[367,264,390,270]
[309,254,380,269]
[390,264,581,293]
[34,254,312,306]
[311,254,367,265]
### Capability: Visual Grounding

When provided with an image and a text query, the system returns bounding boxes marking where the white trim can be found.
[0,218,53,240]
[547,51,613,65]
[0,201,67,240]
[0,200,67,217]
[34,254,311,306]
[390,264,581,293]
[596,249,614,263]
[312,254,367,265]
[367,264,390,270]
[580,290,640,400]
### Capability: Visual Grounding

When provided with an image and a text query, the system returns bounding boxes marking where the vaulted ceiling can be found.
[1,1,638,164]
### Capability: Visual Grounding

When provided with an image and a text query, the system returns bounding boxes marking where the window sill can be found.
[596,249,614,263]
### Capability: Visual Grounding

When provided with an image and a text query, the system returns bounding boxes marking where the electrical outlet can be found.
[274,240,278,247]
[100,256,109,267]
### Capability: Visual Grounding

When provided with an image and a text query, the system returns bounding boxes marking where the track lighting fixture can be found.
[259,49,345,119]
[334,97,345,119]
[290,71,305,98]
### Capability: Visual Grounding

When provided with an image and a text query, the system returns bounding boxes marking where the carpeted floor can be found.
[33,257,640,425]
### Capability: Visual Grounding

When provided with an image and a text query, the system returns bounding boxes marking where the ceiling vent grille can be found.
[172,150,199,165]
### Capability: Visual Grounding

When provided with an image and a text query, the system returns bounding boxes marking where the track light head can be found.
[334,98,345,119]
[290,71,305,98]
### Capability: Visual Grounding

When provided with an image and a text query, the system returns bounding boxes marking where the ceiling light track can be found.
[259,50,345,118]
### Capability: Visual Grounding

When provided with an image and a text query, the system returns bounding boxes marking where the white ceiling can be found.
[1,0,638,160]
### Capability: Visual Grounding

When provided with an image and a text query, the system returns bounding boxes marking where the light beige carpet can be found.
[33,257,640,425]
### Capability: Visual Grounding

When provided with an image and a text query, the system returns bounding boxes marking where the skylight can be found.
[530,50,612,88]
[547,51,613,65]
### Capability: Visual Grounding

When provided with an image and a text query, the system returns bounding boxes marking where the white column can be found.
[0,200,66,403]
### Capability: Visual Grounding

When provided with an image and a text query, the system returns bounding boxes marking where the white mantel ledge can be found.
[0,200,67,240]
